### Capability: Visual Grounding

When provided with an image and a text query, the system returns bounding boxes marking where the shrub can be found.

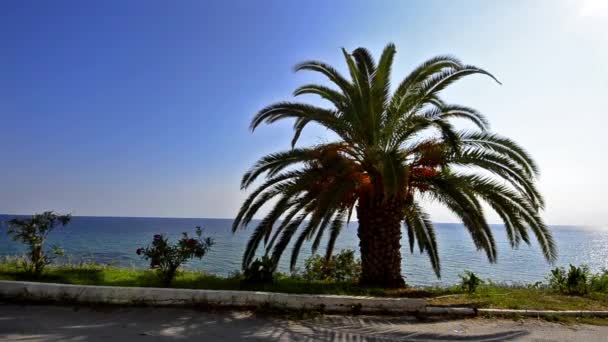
[590,269,608,293]
[548,264,590,295]
[548,267,567,293]
[459,270,484,293]
[302,249,361,283]
[136,226,213,286]
[303,254,330,281]
[5,211,71,276]
[243,255,276,285]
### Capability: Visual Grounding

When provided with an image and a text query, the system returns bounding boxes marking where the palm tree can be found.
[233,44,556,288]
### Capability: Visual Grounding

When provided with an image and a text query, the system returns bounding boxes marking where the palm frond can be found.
[324,209,347,261]
[404,202,440,277]
[459,131,540,176]
[420,65,501,99]
[422,105,489,131]
[294,61,353,98]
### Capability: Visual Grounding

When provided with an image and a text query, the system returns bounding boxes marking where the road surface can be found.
[0,304,607,341]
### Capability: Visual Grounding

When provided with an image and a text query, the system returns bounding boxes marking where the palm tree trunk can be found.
[357,199,405,288]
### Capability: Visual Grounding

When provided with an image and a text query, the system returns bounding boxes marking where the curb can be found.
[478,308,608,318]
[424,306,476,315]
[0,280,426,314]
[2,281,607,318]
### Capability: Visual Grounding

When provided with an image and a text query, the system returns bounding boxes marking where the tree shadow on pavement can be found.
[0,304,529,341]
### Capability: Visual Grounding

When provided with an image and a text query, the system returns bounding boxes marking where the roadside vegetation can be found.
[5,211,71,276]
[135,226,214,286]
[432,265,608,311]
[1,212,607,318]
[429,283,608,311]
[1,255,607,312]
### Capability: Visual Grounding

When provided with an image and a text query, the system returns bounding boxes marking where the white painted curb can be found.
[3,281,605,318]
[0,280,426,314]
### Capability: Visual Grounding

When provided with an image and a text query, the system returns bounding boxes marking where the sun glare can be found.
[579,0,608,17]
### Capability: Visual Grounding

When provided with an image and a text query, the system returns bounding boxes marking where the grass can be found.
[0,260,431,297]
[1,260,608,315]
[429,285,608,311]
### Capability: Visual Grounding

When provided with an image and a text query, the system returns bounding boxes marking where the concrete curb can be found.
[2,281,607,318]
[478,308,608,318]
[0,280,426,314]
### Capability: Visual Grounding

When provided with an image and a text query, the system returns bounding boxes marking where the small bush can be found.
[302,255,329,281]
[5,211,71,276]
[590,269,608,293]
[548,264,590,295]
[548,267,567,293]
[460,270,483,293]
[243,256,276,285]
[136,226,213,286]
[302,249,361,282]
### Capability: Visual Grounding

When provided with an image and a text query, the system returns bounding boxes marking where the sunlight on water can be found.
[0,216,606,286]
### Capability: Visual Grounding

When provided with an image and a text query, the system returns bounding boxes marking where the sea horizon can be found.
[1,213,601,230]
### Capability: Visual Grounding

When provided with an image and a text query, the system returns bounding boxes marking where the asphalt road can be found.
[0,304,607,341]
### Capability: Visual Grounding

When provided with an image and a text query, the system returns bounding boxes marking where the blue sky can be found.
[1,0,606,226]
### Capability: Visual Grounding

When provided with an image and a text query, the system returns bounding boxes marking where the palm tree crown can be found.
[234,43,556,283]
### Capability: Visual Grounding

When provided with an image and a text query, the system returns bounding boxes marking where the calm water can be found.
[0,215,606,286]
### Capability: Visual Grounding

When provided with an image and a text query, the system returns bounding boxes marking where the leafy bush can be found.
[590,269,608,293]
[548,266,568,293]
[302,249,361,283]
[243,255,276,285]
[5,211,71,276]
[548,264,590,295]
[136,226,213,286]
[459,270,484,293]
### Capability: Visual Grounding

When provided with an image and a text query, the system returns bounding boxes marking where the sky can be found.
[0,0,606,226]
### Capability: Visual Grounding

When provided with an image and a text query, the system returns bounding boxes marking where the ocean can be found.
[0,215,606,287]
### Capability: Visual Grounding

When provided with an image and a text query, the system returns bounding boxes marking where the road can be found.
[0,304,607,341]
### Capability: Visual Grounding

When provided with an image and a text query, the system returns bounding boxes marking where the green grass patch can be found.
[429,285,608,311]
[0,260,432,297]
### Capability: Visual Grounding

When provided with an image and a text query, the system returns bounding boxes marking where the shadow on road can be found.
[0,304,529,341]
